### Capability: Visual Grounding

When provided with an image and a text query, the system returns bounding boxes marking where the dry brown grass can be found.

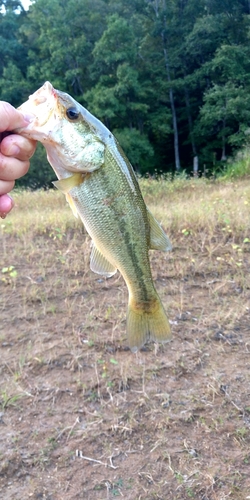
[6,177,250,239]
[0,178,250,499]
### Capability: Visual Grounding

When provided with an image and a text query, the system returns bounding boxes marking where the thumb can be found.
[0,101,34,133]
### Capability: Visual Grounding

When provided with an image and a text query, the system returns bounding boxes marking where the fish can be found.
[16,81,172,352]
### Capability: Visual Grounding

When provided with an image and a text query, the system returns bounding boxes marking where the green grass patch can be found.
[220,147,250,179]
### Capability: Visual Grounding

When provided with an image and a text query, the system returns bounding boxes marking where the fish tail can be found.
[127,296,172,352]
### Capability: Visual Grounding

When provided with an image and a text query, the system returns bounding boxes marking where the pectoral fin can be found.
[147,209,172,252]
[65,193,78,218]
[90,245,117,278]
[53,173,84,219]
[52,172,84,194]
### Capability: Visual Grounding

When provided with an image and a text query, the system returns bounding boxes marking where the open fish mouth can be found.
[17,81,58,132]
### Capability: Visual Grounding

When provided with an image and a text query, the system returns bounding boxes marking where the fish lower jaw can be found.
[14,128,41,141]
[15,124,54,143]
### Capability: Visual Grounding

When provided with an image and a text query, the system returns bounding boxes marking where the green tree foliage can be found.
[84,13,157,173]
[20,0,108,95]
[19,143,54,189]
[0,0,29,104]
[1,0,250,187]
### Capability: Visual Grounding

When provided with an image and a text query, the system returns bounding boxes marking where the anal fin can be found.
[90,244,117,278]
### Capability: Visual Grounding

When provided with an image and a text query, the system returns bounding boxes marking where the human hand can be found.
[0,101,36,218]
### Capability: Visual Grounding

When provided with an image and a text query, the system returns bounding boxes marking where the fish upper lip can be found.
[18,97,57,129]
[17,81,58,128]
[35,106,55,127]
[33,95,47,105]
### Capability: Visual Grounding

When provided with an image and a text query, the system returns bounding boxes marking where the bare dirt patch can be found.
[0,184,250,499]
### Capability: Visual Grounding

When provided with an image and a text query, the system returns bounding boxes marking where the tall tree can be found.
[143,0,182,171]
[0,0,29,104]
[2,0,249,188]
[20,0,107,96]
[192,2,250,162]
[85,13,157,173]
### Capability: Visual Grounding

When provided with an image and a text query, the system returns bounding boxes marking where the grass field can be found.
[0,177,250,499]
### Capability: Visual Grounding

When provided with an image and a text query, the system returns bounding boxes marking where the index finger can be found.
[0,101,34,133]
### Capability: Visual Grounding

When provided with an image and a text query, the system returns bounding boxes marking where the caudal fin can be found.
[127,298,172,352]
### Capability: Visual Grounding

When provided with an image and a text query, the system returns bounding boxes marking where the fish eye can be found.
[66,107,80,120]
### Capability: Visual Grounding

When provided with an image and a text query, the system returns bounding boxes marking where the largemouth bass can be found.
[16,81,172,352]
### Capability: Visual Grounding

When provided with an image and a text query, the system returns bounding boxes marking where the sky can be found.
[20,0,32,10]
[0,0,32,13]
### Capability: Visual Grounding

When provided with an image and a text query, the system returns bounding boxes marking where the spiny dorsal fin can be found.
[147,209,172,252]
[90,244,117,278]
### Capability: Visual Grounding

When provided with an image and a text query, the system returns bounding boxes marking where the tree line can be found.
[1,0,250,187]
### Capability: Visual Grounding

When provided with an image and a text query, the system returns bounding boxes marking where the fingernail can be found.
[8,144,21,156]
[22,113,35,123]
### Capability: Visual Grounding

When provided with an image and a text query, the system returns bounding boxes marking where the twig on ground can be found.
[56,417,80,442]
[76,450,118,469]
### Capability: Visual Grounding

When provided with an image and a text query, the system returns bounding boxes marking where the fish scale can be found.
[16,81,172,352]
[72,152,153,295]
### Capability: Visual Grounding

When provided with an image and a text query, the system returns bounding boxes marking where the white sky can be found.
[20,0,32,10]
[0,0,32,14]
